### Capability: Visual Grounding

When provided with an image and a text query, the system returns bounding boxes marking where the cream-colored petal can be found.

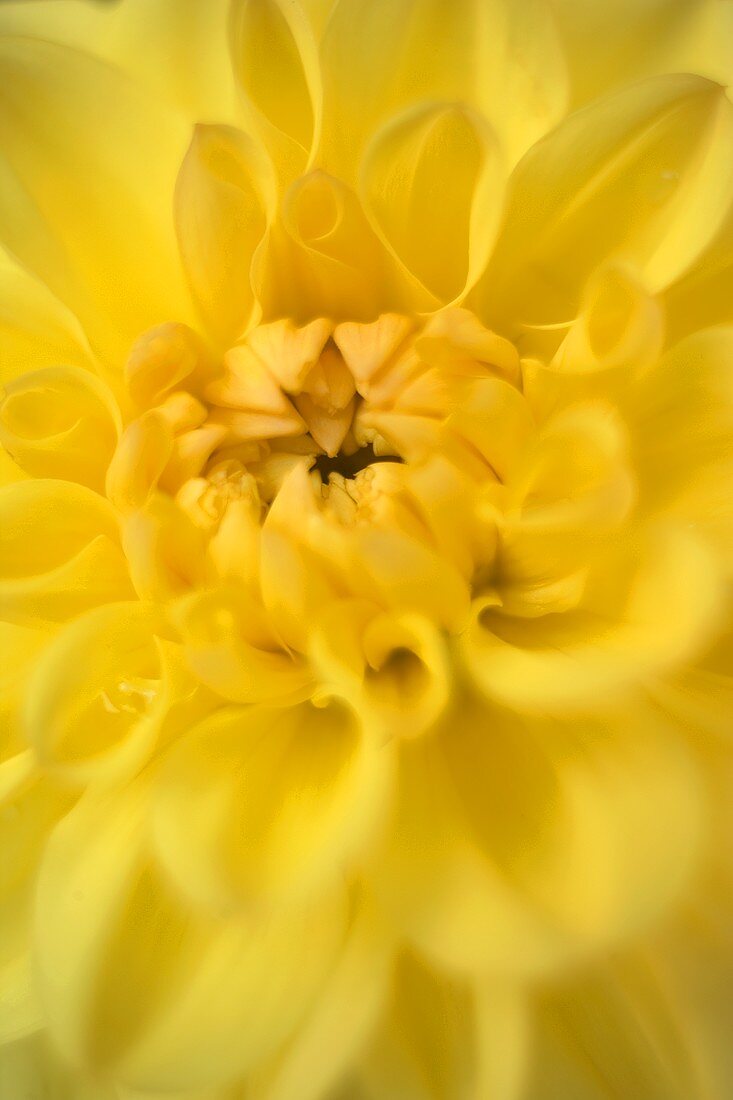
[0,37,193,371]
[175,125,275,346]
[360,102,504,305]
[34,783,348,1093]
[479,74,733,332]
[151,699,393,912]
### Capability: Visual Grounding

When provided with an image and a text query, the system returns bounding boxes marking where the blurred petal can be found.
[152,699,393,912]
[0,37,192,367]
[480,74,733,331]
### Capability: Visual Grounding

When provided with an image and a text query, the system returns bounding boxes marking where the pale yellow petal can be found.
[175,124,275,346]
[151,699,393,912]
[0,37,192,369]
[0,479,133,625]
[480,74,733,332]
[360,102,504,305]
[35,783,348,1093]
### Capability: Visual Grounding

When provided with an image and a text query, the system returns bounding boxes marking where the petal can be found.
[171,585,313,705]
[463,527,722,714]
[320,0,567,177]
[360,102,504,305]
[229,0,321,179]
[552,0,733,109]
[630,326,733,568]
[0,37,192,368]
[526,947,719,1100]
[356,953,529,1100]
[0,479,134,625]
[0,365,120,492]
[480,74,733,331]
[175,124,275,346]
[663,204,733,341]
[22,602,178,785]
[0,0,238,124]
[34,782,348,1092]
[0,247,92,386]
[151,699,393,912]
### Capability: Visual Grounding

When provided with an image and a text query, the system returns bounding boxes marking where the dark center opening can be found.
[313,443,403,481]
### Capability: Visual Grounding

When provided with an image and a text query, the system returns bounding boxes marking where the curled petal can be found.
[0,365,119,491]
[360,102,504,305]
[175,124,276,345]
[228,0,321,178]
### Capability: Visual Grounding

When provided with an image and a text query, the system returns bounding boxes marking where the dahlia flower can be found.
[1,0,733,1097]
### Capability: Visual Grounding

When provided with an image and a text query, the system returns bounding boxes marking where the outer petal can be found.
[552,0,733,109]
[320,0,567,177]
[34,783,349,1094]
[0,0,238,125]
[0,37,192,368]
[151,700,393,912]
[356,953,529,1100]
[479,74,733,332]
[0,480,134,625]
[375,697,702,980]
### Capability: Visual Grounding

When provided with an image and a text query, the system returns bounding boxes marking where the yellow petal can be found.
[122,492,208,602]
[481,74,733,331]
[361,102,504,305]
[0,479,133,625]
[0,247,92,386]
[0,365,119,491]
[0,0,238,125]
[357,952,528,1100]
[463,526,722,714]
[250,897,391,1100]
[527,947,717,1100]
[175,124,275,346]
[228,0,321,179]
[172,585,313,705]
[663,203,733,342]
[23,602,174,785]
[34,782,348,1092]
[320,0,567,176]
[0,37,192,368]
[151,699,393,912]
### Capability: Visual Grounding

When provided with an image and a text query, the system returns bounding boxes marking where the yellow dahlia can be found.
[1,0,733,1097]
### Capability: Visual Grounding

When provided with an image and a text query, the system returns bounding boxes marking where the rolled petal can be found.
[463,527,722,714]
[0,366,119,491]
[360,102,504,305]
[151,698,393,912]
[175,124,275,346]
